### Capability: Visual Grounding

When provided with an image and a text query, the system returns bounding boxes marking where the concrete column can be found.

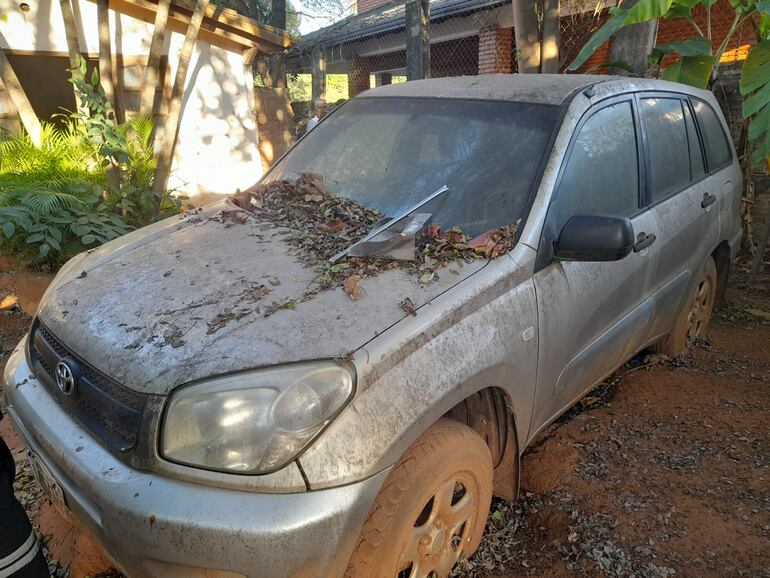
[311,44,326,103]
[405,0,430,81]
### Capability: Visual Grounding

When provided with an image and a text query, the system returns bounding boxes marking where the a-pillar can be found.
[478,26,513,74]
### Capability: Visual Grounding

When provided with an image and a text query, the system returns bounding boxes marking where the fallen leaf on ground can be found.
[400,297,417,316]
[0,294,19,311]
[343,275,363,300]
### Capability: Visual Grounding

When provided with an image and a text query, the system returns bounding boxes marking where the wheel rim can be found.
[685,272,715,342]
[397,473,480,578]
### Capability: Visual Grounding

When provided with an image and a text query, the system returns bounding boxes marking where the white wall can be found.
[0,0,263,197]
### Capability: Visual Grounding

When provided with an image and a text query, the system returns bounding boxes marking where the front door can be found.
[530,97,658,437]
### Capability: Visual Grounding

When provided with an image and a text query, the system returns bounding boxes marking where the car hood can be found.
[37,201,485,395]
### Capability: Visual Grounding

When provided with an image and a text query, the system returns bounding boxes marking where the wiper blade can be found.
[329,185,450,263]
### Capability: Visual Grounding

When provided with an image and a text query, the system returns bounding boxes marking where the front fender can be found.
[298,255,539,490]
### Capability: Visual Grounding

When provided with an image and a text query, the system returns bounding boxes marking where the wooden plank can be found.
[87,0,293,53]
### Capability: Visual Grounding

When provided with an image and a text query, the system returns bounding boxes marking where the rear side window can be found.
[691,99,732,170]
[554,101,640,228]
[683,101,706,180]
[641,98,690,202]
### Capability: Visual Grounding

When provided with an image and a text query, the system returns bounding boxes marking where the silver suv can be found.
[3,75,742,578]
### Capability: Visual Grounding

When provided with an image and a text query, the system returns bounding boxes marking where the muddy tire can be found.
[345,419,493,578]
[653,256,718,357]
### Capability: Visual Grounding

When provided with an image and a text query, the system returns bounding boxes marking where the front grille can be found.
[29,321,147,453]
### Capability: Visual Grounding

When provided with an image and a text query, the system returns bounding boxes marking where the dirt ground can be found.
[1,260,768,578]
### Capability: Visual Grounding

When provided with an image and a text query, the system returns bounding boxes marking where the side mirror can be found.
[554,214,634,262]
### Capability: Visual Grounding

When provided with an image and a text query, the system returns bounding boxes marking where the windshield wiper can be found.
[329,185,450,263]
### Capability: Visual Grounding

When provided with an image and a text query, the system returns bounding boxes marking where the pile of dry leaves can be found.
[230,174,518,300]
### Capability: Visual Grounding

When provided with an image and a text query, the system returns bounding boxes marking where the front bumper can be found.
[3,344,386,578]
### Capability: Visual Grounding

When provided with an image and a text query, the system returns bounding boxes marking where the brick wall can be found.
[347,57,371,97]
[478,26,513,74]
[656,0,757,65]
[356,0,397,14]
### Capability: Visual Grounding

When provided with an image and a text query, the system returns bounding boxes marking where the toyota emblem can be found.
[55,361,76,395]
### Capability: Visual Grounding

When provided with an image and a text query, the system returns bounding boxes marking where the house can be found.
[286,0,756,100]
[0,0,292,200]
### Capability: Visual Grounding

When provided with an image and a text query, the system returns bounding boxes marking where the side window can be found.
[691,99,732,170]
[640,98,690,202]
[554,101,640,229]
[683,100,706,180]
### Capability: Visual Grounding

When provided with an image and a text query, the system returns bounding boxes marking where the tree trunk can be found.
[151,0,211,216]
[0,48,41,145]
[140,0,171,117]
[540,0,560,73]
[608,0,657,76]
[750,208,770,281]
[97,0,122,123]
[512,0,541,73]
[96,0,121,191]
[270,0,286,30]
[59,0,82,70]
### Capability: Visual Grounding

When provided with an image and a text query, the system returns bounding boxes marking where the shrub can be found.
[0,58,184,270]
[0,122,133,269]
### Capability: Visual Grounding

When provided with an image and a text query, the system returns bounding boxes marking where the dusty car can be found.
[3,74,741,578]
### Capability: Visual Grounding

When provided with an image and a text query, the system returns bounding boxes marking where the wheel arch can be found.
[444,386,520,500]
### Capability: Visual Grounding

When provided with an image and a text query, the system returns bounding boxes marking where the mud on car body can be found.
[3,74,742,578]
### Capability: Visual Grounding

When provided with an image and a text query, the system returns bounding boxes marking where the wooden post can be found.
[405,0,430,81]
[140,0,171,117]
[152,0,211,215]
[268,53,287,89]
[540,0,560,73]
[59,0,83,70]
[0,48,41,145]
[512,0,541,73]
[97,0,118,115]
[311,44,326,104]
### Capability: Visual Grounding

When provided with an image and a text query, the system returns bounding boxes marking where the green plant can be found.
[569,0,770,169]
[0,122,133,268]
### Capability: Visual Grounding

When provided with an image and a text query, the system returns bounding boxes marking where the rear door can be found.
[530,96,659,435]
[691,98,742,248]
[641,94,721,340]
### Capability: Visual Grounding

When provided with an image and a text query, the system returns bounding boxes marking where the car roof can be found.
[361,74,712,106]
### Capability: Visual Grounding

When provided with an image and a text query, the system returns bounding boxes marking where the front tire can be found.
[345,419,493,578]
[654,256,718,356]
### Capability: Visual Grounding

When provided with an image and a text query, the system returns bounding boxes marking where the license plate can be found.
[27,450,69,516]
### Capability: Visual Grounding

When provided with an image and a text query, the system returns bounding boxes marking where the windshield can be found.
[266,97,560,237]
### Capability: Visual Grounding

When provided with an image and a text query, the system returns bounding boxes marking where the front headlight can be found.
[160,361,355,474]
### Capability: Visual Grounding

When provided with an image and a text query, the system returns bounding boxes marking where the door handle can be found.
[701,193,717,208]
[633,233,656,253]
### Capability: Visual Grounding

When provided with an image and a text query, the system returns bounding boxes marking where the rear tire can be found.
[345,419,493,578]
[653,256,717,356]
